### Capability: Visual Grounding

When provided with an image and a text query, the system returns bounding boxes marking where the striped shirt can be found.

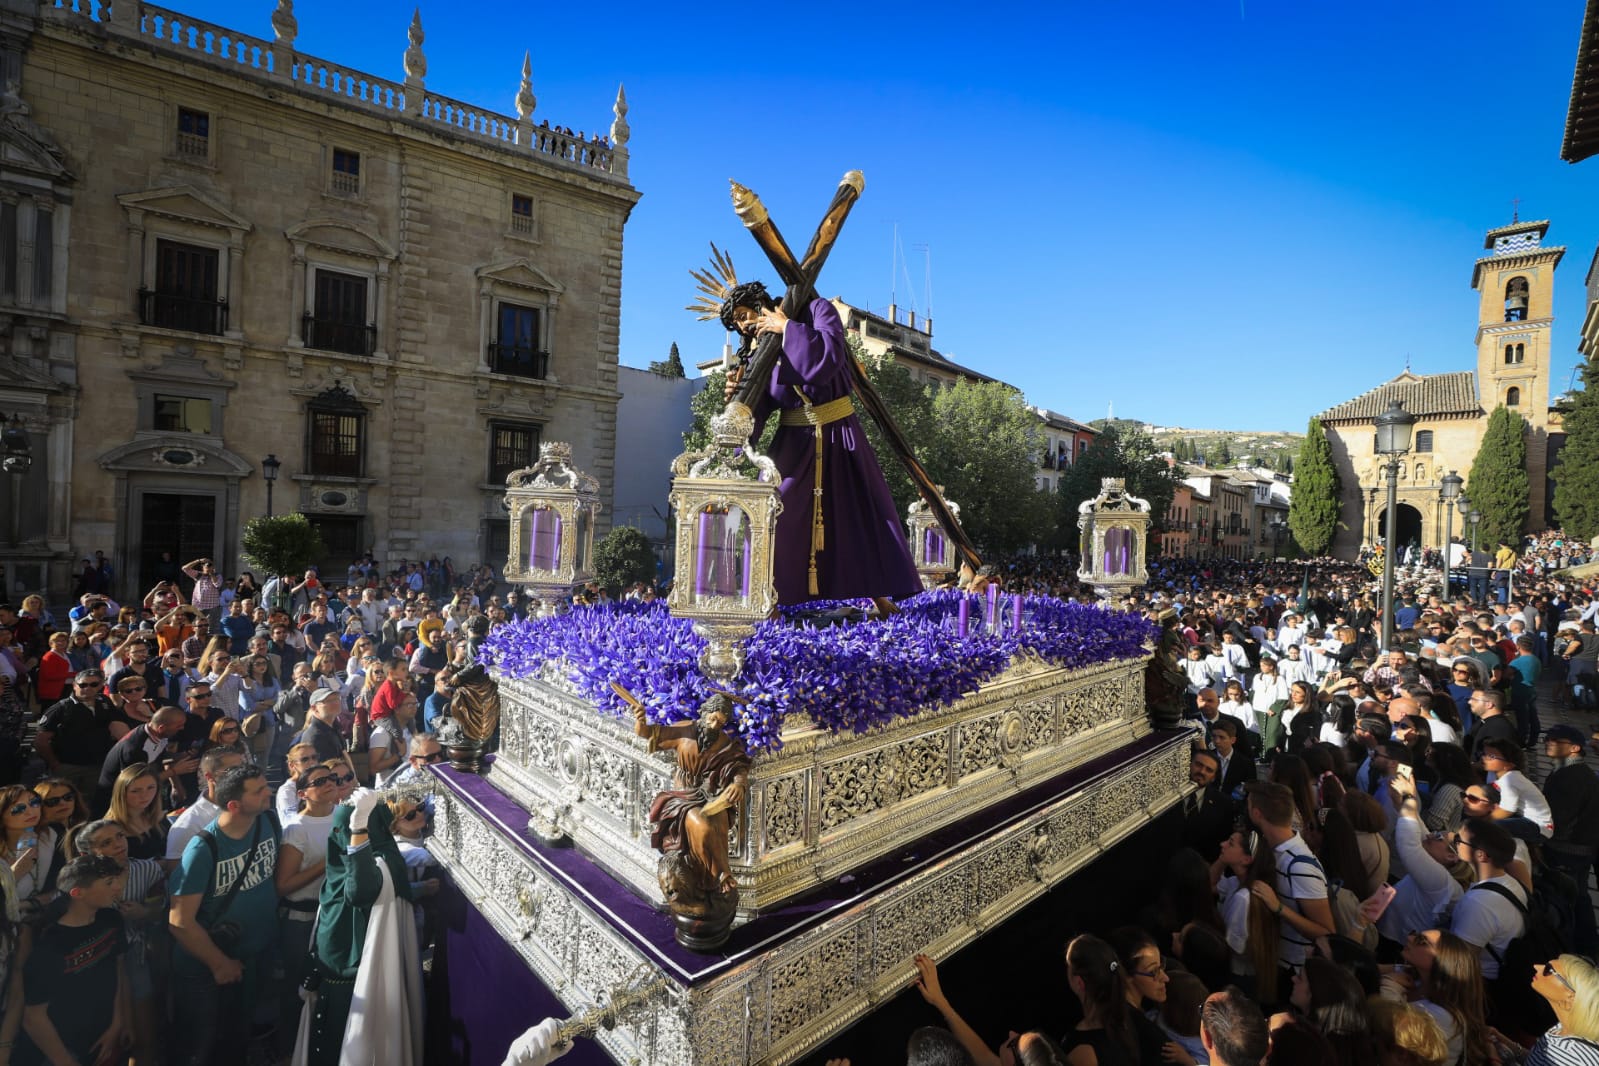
[1528,1028,1599,1066]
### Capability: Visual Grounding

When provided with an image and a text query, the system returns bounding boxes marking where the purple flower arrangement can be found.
[479,591,1155,753]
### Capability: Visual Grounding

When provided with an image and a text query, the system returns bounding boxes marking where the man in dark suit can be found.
[95,705,197,813]
[1180,747,1236,861]
[1211,717,1257,801]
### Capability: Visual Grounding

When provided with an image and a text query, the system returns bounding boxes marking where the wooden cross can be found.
[725,174,982,574]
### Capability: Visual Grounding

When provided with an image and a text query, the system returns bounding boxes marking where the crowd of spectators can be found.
[0,555,522,1065]
[3,528,1599,1066]
[823,531,1599,1066]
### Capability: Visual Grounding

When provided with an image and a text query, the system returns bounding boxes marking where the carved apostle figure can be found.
[634,693,749,892]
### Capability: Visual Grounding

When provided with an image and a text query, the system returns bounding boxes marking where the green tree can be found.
[1288,417,1342,556]
[592,525,657,594]
[1465,405,1529,547]
[922,378,1045,555]
[1553,360,1599,541]
[1058,424,1180,539]
[240,514,326,579]
[649,342,686,378]
[1215,438,1232,465]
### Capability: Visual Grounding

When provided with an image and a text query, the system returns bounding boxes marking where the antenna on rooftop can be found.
[1511,196,1522,223]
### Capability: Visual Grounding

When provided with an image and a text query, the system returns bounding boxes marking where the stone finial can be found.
[516,51,537,123]
[271,0,298,46]
[403,8,427,87]
[610,83,630,148]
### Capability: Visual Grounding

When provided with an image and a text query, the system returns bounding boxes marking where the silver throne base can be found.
[427,727,1194,1066]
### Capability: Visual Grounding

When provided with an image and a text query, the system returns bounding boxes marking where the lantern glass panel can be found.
[527,506,564,572]
[1104,527,1134,575]
[922,528,947,567]
[574,507,591,572]
[693,505,752,603]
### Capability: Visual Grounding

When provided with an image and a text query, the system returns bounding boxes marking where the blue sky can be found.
[180,1,1599,431]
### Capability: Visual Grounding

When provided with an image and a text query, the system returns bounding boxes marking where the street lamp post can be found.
[1373,400,1416,653]
[1269,514,1285,559]
[262,454,281,517]
[1439,470,1462,598]
[1469,509,1482,552]
[1,413,32,549]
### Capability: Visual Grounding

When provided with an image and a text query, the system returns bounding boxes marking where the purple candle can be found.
[958,595,969,638]
[986,583,999,628]
[1011,593,1022,635]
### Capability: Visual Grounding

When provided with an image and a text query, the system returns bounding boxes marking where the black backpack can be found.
[1469,879,1563,1032]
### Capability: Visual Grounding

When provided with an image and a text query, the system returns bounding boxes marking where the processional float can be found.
[422,172,1190,1066]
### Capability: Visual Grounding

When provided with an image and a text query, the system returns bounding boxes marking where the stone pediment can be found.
[0,85,72,183]
[97,434,254,477]
[117,186,252,235]
[0,355,64,392]
[285,218,396,261]
[476,259,564,295]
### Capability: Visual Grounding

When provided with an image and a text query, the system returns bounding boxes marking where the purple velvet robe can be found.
[750,298,922,604]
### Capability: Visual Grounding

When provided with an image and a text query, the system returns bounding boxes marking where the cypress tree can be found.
[1465,405,1529,547]
[1289,417,1341,556]
[1553,360,1599,541]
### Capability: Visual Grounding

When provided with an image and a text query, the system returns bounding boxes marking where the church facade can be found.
[1319,219,1564,559]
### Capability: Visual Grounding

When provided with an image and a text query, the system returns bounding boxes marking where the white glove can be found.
[500,1018,571,1066]
[349,788,384,833]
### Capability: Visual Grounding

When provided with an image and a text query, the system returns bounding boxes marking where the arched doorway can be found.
[1375,503,1424,554]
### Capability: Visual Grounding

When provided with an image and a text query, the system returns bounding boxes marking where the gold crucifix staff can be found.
[727,174,982,575]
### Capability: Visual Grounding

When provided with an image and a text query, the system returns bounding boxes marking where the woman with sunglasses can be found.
[107,675,155,743]
[31,777,87,897]
[277,764,341,1042]
[204,717,243,753]
[0,784,54,914]
[1380,929,1488,1066]
[1489,955,1599,1066]
[106,763,168,863]
[322,758,358,803]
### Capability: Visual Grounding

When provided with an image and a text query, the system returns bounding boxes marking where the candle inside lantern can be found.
[529,507,563,571]
[958,595,969,638]
[986,583,999,629]
[1012,593,1022,635]
[694,506,751,601]
[923,528,946,567]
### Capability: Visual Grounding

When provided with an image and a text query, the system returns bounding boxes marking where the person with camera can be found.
[168,764,281,1066]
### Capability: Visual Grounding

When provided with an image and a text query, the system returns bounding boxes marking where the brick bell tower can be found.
[1471,217,1564,531]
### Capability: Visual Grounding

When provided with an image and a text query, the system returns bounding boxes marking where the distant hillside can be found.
[1088,419,1304,474]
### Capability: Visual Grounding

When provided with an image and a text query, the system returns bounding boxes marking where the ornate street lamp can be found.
[1469,508,1482,553]
[1269,514,1286,559]
[1075,477,1152,603]
[1373,399,1415,652]
[503,442,602,617]
[1439,470,1462,596]
[666,404,781,685]
[906,486,961,590]
[261,453,281,517]
[0,414,31,476]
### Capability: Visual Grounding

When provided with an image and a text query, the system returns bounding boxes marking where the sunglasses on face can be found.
[399,807,425,822]
[416,751,446,764]
[8,797,40,815]
[40,794,71,808]
[304,777,336,790]
[331,773,355,785]
[219,726,240,735]
[1541,962,1576,994]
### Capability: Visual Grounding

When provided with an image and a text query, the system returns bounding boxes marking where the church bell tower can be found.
[1471,218,1564,528]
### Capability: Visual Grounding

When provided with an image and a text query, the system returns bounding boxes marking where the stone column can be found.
[373,262,391,360]
[287,249,306,347]
[477,287,492,372]
[15,198,34,309]
[225,240,244,338]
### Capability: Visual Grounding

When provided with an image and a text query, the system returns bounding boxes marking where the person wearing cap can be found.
[296,686,347,764]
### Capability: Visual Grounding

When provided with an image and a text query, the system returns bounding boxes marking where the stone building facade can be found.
[0,0,638,602]
[1319,219,1563,559]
